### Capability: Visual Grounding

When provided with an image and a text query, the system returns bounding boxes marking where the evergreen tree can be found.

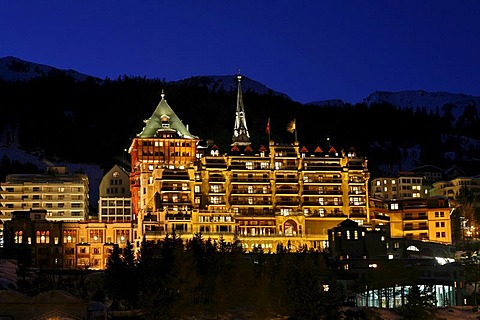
[397,285,437,320]
[104,244,125,310]
[455,186,478,237]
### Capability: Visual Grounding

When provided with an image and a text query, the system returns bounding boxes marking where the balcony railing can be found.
[230,201,272,206]
[275,178,299,183]
[166,214,192,221]
[275,190,299,195]
[403,215,428,220]
[230,190,270,195]
[303,179,342,184]
[231,178,270,183]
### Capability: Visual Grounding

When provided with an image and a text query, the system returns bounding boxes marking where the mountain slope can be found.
[176,75,290,98]
[363,90,480,120]
[0,56,100,82]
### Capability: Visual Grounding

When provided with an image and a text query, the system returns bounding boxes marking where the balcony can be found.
[166,213,192,221]
[349,190,366,195]
[349,212,367,218]
[403,215,428,221]
[161,187,190,192]
[230,200,272,206]
[230,189,269,195]
[231,177,270,183]
[275,200,299,205]
[275,178,299,183]
[303,178,342,184]
[275,189,299,195]
[404,224,428,231]
[235,209,275,216]
[302,165,342,172]
[372,213,390,221]
[349,202,366,206]
[208,177,225,182]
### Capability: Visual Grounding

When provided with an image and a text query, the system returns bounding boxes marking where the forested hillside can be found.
[0,72,479,178]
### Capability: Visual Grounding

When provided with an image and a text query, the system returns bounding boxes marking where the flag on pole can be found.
[286,119,296,133]
[266,117,271,135]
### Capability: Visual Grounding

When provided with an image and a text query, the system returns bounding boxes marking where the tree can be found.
[397,285,437,320]
[122,241,139,309]
[284,253,344,320]
[455,186,478,238]
[104,244,126,310]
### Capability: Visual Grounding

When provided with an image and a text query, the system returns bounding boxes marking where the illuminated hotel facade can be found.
[0,75,455,270]
[128,75,371,251]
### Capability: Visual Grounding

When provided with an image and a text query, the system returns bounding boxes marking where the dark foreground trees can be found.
[103,233,345,319]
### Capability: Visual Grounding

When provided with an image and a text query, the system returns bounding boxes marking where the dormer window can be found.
[160,115,170,128]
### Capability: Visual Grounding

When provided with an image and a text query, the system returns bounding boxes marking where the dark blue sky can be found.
[1,1,479,104]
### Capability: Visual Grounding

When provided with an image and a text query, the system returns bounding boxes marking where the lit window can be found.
[116,230,129,243]
[14,231,23,243]
[36,230,50,244]
[63,230,77,243]
[90,230,104,243]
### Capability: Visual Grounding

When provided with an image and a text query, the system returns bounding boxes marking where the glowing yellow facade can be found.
[128,88,371,252]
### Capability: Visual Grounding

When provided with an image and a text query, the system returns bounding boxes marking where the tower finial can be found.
[232,69,251,146]
[161,89,165,99]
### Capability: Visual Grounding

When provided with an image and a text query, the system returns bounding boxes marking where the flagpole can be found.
[266,117,271,142]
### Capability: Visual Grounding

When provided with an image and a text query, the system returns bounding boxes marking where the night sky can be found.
[1,1,479,104]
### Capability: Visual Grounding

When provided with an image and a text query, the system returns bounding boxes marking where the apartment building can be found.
[0,167,89,222]
[369,197,452,244]
[98,164,132,222]
[430,176,480,205]
[370,172,428,200]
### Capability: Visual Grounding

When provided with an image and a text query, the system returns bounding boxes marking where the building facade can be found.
[128,76,371,252]
[370,172,428,200]
[3,209,133,270]
[98,164,132,222]
[430,176,480,204]
[0,167,89,223]
[370,197,452,244]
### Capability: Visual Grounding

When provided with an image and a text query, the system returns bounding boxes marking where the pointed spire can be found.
[232,71,251,146]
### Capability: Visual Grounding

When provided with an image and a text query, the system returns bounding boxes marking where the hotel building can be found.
[128,74,371,251]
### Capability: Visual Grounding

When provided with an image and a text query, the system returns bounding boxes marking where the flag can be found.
[286,119,296,133]
[266,118,271,135]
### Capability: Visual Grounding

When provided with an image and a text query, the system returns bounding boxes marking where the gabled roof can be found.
[337,219,359,228]
[137,93,198,139]
[314,146,323,153]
